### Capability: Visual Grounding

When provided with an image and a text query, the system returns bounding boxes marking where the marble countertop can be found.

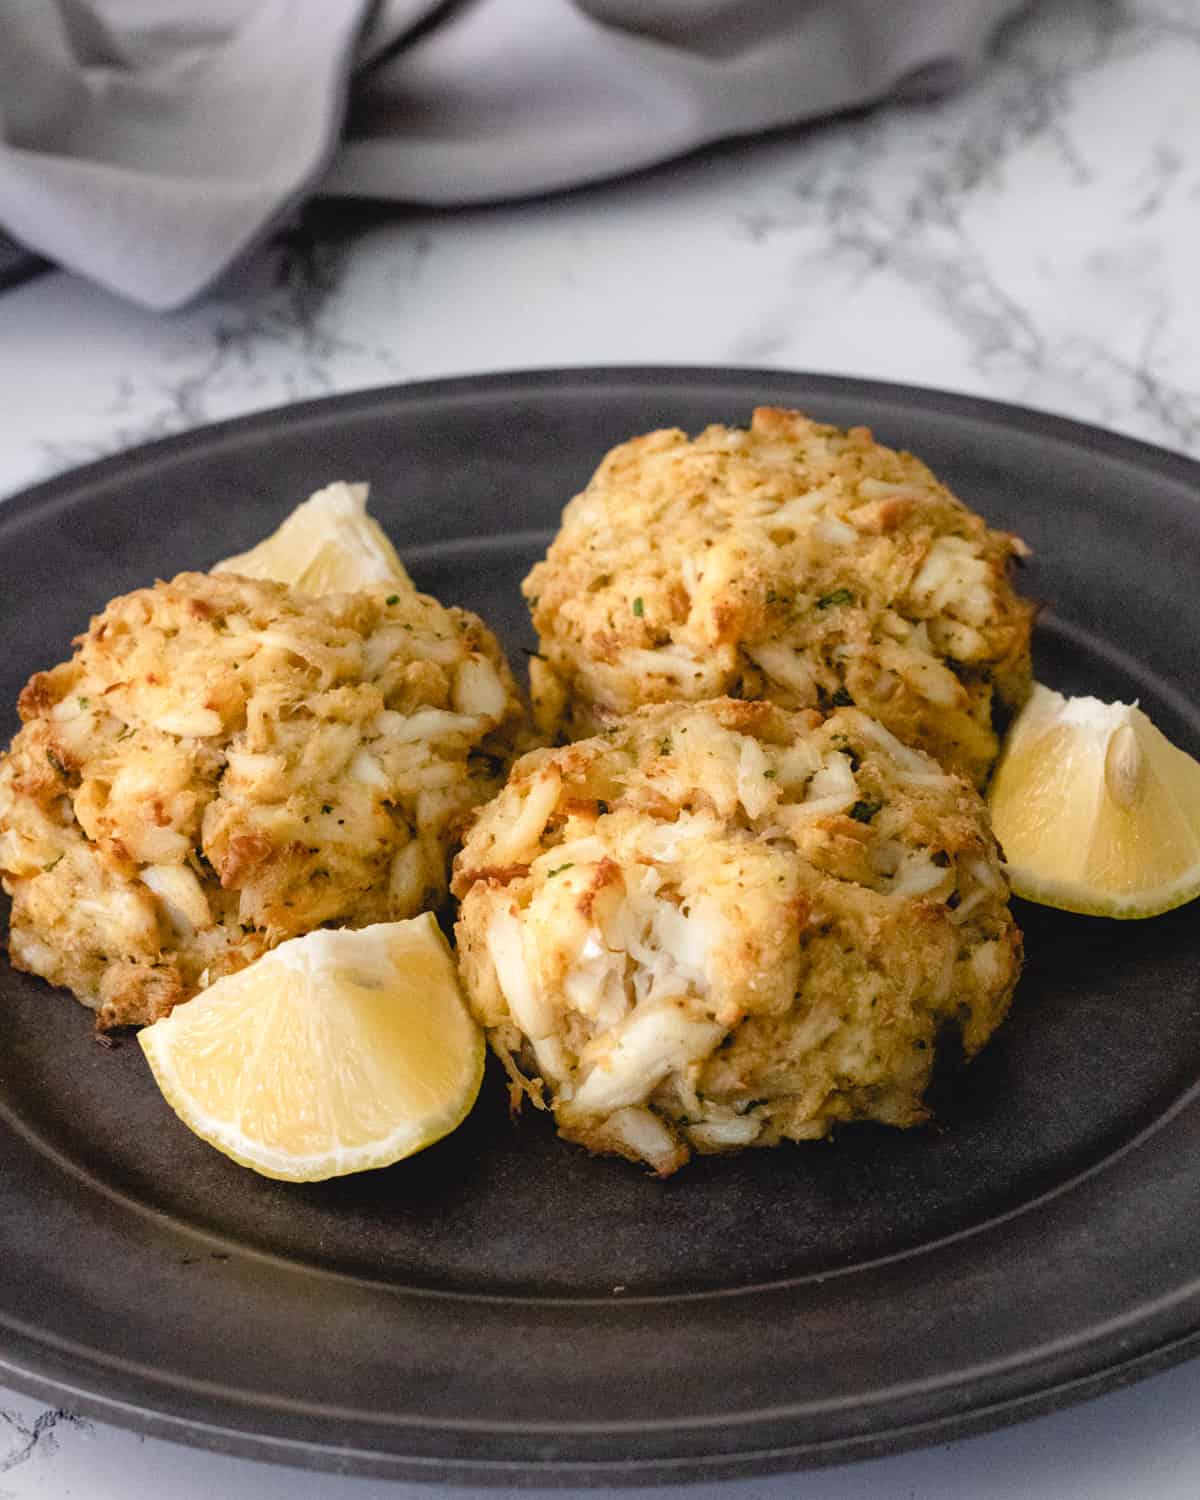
[2,0,1200,1494]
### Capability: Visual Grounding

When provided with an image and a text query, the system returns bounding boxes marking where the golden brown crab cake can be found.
[523,407,1034,787]
[0,571,523,1029]
[453,698,1022,1175]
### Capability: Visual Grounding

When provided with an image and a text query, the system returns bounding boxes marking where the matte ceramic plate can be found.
[2,369,1200,1487]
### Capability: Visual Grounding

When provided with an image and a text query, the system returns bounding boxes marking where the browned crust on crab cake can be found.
[0,570,523,1027]
[453,698,1022,1174]
[523,408,1033,786]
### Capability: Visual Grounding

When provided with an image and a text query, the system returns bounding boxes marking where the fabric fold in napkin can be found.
[0,0,1026,310]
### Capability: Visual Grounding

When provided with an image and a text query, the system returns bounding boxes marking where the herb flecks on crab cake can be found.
[452,698,1022,1175]
[523,407,1034,787]
[0,571,523,1028]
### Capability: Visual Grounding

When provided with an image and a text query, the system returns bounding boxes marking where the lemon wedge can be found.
[214,481,414,595]
[138,915,484,1180]
[988,684,1200,918]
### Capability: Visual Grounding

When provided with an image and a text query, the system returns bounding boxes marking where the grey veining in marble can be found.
[1,0,1198,504]
[0,1407,92,1479]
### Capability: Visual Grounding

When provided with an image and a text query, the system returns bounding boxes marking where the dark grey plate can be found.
[2,369,1200,1487]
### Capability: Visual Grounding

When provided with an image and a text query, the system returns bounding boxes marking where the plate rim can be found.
[4,364,1200,519]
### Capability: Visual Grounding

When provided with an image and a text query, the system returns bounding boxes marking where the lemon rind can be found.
[1007,869,1200,920]
[137,916,486,1182]
[989,682,1200,921]
[140,1024,484,1182]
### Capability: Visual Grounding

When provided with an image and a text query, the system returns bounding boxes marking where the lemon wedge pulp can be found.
[138,915,484,1180]
[213,480,414,596]
[988,684,1200,918]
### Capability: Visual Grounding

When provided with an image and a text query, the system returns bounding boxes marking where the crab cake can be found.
[453,698,1021,1175]
[523,407,1034,787]
[0,571,522,1029]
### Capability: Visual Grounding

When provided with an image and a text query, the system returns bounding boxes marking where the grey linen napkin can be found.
[0,0,1026,310]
